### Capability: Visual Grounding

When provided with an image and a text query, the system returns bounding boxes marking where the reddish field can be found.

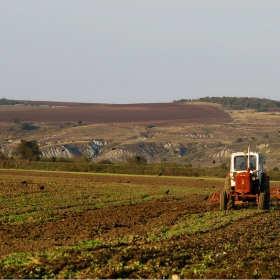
[0,103,231,125]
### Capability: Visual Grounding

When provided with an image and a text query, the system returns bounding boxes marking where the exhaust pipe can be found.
[247,145,250,171]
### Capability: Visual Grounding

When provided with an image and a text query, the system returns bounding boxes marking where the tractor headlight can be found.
[231,172,237,181]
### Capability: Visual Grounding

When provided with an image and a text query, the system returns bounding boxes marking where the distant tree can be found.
[14,118,20,124]
[98,159,112,164]
[126,155,147,165]
[21,123,34,130]
[235,138,243,143]
[216,141,223,147]
[219,162,228,170]
[16,139,41,161]
[0,151,6,160]
[81,156,90,163]
[0,98,22,105]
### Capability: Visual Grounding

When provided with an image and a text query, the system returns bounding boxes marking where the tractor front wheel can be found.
[227,195,235,210]
[224,176,231,192]
[222,176,235,210]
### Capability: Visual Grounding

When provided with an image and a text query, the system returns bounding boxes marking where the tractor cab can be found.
[233,155,257,171]
[229,150,265,191]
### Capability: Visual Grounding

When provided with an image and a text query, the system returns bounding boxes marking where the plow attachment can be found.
[270,188,280,207]
[210,188,280,208]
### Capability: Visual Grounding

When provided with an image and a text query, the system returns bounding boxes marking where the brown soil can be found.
[0,171,219,256]
[0,103,232,125]
[0,196,216,256]
[1,170,280,278]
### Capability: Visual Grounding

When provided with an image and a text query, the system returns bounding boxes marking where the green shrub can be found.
[126,155,147,165]
[98,159,112,164]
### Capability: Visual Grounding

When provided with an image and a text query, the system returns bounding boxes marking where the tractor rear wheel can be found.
[259,192,265,210]
[220,191,227,211]
[259,191,270,210]
[260,174,270,193]
[259,174,270,210]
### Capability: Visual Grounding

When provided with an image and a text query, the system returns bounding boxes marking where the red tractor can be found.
[211,146,273,210]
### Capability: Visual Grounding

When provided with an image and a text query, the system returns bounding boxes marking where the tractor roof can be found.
[231,151,260,157]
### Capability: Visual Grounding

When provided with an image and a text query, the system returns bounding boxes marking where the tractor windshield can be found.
[234,155,256,171]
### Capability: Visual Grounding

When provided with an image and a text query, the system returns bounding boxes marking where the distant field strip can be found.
[0,103,232,124]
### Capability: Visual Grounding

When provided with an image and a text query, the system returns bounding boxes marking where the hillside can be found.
[0,100,280,170]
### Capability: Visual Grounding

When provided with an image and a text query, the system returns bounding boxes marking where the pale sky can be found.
[1,0,280,104]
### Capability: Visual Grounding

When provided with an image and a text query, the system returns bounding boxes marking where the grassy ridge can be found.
[0,159,228,177]
[1,159,280,180]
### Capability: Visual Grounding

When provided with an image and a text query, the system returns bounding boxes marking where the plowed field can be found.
[0,103,231,125]
[1,170,280,279]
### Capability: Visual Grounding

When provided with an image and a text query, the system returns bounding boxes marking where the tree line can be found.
[2,97,280,112]
[173,97,280,111]
[0,98,22,105]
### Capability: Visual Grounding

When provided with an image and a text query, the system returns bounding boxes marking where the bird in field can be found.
[213,160,216,164]
[165,189,169,195]
[40,185,45,190]
[204,195,209,201]
[21,180,28,184]
[212,185,216,188]
[156,170,165,178]
[214,172,219,176]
